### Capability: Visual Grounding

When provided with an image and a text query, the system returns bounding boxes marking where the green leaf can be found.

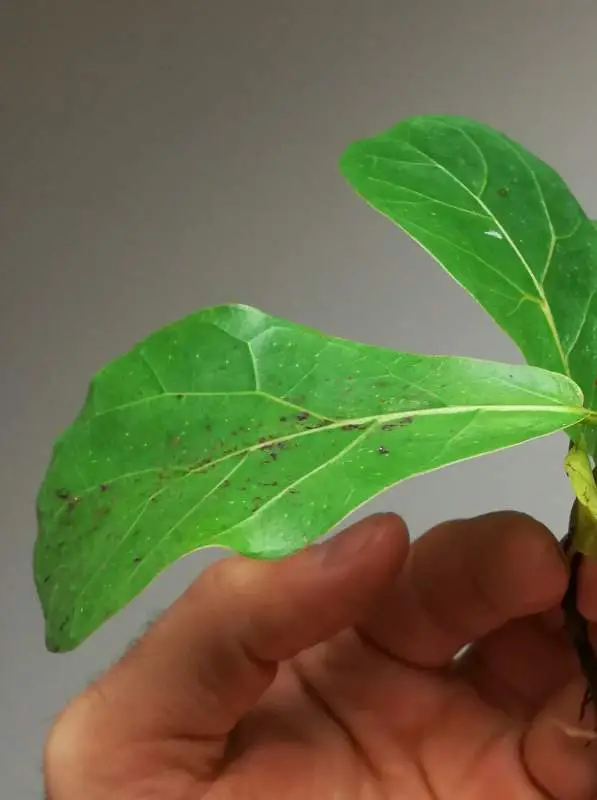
[35,304,587,651]
[340,116,597,409]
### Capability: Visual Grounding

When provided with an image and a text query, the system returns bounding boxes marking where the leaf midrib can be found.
[49,400,586,524]
[380,125,570,374]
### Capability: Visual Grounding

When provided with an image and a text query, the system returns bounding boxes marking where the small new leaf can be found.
[35,304,587,651]
[340,116,597,410]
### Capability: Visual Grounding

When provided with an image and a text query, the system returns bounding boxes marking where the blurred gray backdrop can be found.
[2,1,597,795]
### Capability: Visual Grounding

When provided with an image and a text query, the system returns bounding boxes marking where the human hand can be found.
[44,511,597,799]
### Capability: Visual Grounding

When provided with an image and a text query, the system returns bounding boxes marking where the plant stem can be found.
[560,517,597,731]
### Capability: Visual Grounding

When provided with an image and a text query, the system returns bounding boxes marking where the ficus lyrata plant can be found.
[34,115,597,716]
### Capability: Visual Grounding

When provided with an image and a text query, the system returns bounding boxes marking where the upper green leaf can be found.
[35,304,586,651]
[340,116,597,409]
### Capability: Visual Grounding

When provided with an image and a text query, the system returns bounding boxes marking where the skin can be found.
[43,510,597,800]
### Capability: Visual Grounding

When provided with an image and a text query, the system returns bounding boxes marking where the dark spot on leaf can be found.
[205,424,212,432]
[342,423,366,431]
[258,436,268,444]
[288,488,299,494]
[399,416,414,426]
[381,423,397,431]
[279,416,287,422]
[222,480,231,488]
[99,484,109,492]
[133,556,143,564]
[94,507,109,518]
[497,186,509,197]
[43,576,50,584]
[378,446,389,456]
[55,489,71,501]
[176,393,184,400]
[169,436,181,447]
[296,412,310,421]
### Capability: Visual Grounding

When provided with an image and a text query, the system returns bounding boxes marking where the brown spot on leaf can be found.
[498,186,509,197]
[377,446,389,456]
[296,412,310,422]
[55,489,71,501]
[99,484,109,492]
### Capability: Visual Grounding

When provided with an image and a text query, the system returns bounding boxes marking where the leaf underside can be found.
[340,116,597,414]
[35,305,585,651]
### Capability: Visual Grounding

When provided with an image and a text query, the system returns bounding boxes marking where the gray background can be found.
[2,1,597,795]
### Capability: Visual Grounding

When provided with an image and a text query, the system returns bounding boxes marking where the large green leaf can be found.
[340,116,597,410]
[35,304,587,651]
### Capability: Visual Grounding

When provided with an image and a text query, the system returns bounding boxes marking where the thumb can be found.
[54,513,408,750]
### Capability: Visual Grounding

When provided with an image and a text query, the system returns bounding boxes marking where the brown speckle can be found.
[55,489,71,501]
[498,186,509,197]
[296,412,310,421]
[377,446,389,456]
[99,484,109,492]
[133,556,142,564]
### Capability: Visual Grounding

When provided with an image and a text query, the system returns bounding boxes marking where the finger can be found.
[456,613,578,717]
[522,676,597,800]
[47,514,408,759]
[358,511,568,668]
[460,552,597,720]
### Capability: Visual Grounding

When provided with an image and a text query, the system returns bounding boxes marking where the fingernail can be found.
[315,514,392,568]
